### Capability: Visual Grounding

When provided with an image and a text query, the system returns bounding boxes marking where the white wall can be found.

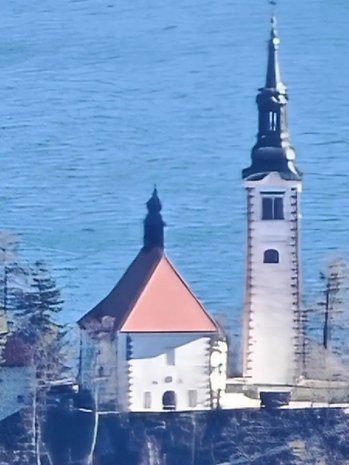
[210,338,228,408]
[80,329,228,412]
[0,367,32,420]
[124,332,212,412]
[243,172,302,385]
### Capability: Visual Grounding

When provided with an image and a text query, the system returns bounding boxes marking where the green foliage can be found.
[0,233,68,464]
[20,260,67,386]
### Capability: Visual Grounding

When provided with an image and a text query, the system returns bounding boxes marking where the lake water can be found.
[1,0,349,341]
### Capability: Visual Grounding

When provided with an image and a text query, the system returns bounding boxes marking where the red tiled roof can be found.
[79,247,219,333]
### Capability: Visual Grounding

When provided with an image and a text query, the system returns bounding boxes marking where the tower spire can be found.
[242,14,301,180]
[143,187,165,251]
[241,10,304,386]
[265,16,284,91]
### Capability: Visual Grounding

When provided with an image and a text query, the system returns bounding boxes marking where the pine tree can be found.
[0,234,69,464]
[23,261,65,382]
[17,261,67,465]
[0,231,20,355]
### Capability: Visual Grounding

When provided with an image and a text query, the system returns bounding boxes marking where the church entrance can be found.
[162,391,176,410]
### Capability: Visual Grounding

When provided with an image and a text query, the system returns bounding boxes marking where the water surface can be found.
[1,0,349,344]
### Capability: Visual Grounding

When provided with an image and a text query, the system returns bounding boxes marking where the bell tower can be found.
[242,17,303,385]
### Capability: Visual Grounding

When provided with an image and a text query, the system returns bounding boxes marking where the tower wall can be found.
[243,172,302,385]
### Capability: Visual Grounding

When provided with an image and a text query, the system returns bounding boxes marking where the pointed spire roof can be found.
[265,16,285,93]
[242,15,302,181]
[79,190,219,334]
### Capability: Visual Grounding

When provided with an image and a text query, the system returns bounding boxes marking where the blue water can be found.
[1,0,349,339]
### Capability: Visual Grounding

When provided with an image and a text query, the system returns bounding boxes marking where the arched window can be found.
[263,249,279,264]
[269,111,277,131]
[162,391,176,411]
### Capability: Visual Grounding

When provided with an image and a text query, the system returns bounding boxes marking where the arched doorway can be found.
[162,391,176,410]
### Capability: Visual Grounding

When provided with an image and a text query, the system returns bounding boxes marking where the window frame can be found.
[269,111,277,131]
[261,192,285,220]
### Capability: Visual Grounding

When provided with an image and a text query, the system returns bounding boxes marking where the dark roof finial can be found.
[146,186,162,214]
[144,187,165,251]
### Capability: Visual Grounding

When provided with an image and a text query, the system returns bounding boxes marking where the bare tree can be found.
[319,259,347,351]
[303,258,349,382]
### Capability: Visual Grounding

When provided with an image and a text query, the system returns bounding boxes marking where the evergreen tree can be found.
[0,235,69,464]
[17,261,67,465]
[19,260,66,382]
[0,231,19,355]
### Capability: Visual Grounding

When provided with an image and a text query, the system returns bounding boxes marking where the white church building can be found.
[78,189,227,412]
[78,16,305,412]
[78,16,346,412]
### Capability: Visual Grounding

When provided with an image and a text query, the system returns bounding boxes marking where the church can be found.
[77,15,303,412]
[77,16,344,412]
[78,189,228,412]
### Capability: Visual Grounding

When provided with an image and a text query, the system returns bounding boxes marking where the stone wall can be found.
[44,402,349,465]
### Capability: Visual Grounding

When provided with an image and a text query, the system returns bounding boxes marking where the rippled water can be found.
[1,0,349,335]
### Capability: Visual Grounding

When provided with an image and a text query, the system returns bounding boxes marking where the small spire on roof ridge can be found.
[146,186,162,214]
[143,187,165,251]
